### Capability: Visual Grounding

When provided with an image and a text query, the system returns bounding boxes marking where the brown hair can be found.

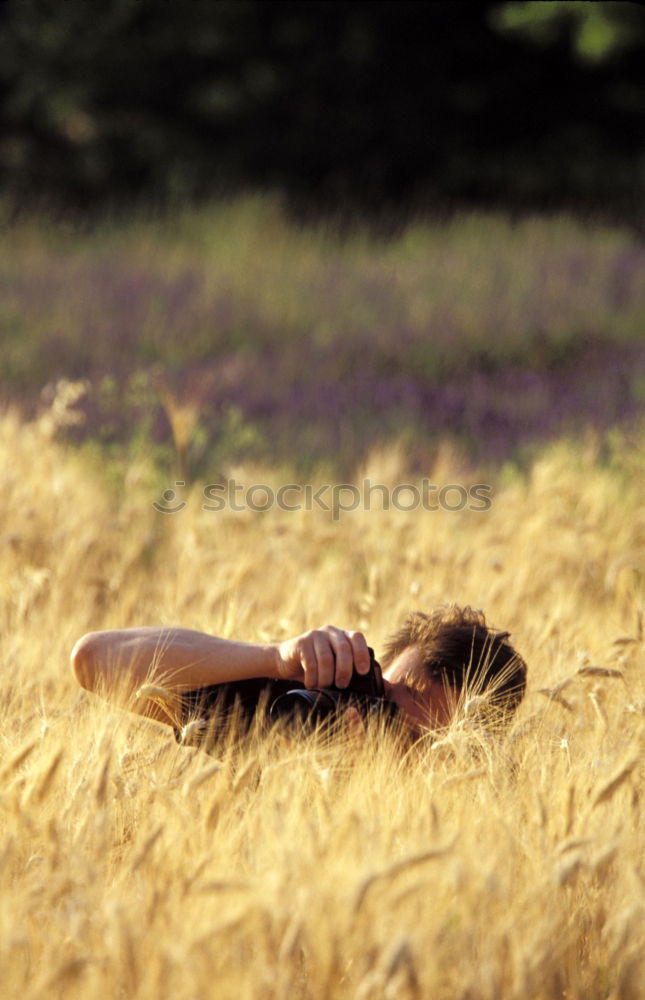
[382,604,527,715]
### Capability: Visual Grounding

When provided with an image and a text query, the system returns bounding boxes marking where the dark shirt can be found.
[174,677,306,747]
[174,654,397,748]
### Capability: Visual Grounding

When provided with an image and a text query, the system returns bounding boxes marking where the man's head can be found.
[381,604,527,732]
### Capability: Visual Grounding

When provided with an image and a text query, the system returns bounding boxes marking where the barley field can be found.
[1,204,644,999]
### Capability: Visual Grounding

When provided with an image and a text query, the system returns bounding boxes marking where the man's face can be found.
[382,646,456,733]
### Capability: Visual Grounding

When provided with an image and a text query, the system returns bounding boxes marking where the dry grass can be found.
[0,398,643,1000]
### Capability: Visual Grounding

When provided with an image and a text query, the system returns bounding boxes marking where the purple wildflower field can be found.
[2,200,644,474]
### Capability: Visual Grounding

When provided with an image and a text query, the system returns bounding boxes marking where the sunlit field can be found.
[1,203,643,999]
[1,404,643,999]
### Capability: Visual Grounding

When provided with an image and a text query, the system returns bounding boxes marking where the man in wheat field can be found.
[71,604,527,744]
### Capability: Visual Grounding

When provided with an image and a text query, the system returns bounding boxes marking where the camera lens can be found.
[269,688,340,726]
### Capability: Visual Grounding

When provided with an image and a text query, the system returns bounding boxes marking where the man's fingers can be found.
[284,625,372,690]
[298,636,319,689]
[312,632,335,689]
[346,630,371,674]
[326,628,354,688]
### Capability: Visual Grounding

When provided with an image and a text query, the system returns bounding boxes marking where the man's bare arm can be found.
[70,624,371,726]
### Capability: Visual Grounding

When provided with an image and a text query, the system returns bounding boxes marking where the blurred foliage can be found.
[492,2,642,63]
[0,1,644,218]
[1,201,643,477]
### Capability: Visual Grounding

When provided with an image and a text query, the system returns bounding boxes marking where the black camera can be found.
[268,647,398,727]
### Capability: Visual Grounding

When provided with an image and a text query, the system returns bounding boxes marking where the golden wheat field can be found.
[1,393,643,1000]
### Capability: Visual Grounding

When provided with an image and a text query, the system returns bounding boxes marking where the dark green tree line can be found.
[1,1,644,216]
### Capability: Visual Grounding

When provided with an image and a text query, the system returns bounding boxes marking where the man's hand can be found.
[275,625,371,690]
